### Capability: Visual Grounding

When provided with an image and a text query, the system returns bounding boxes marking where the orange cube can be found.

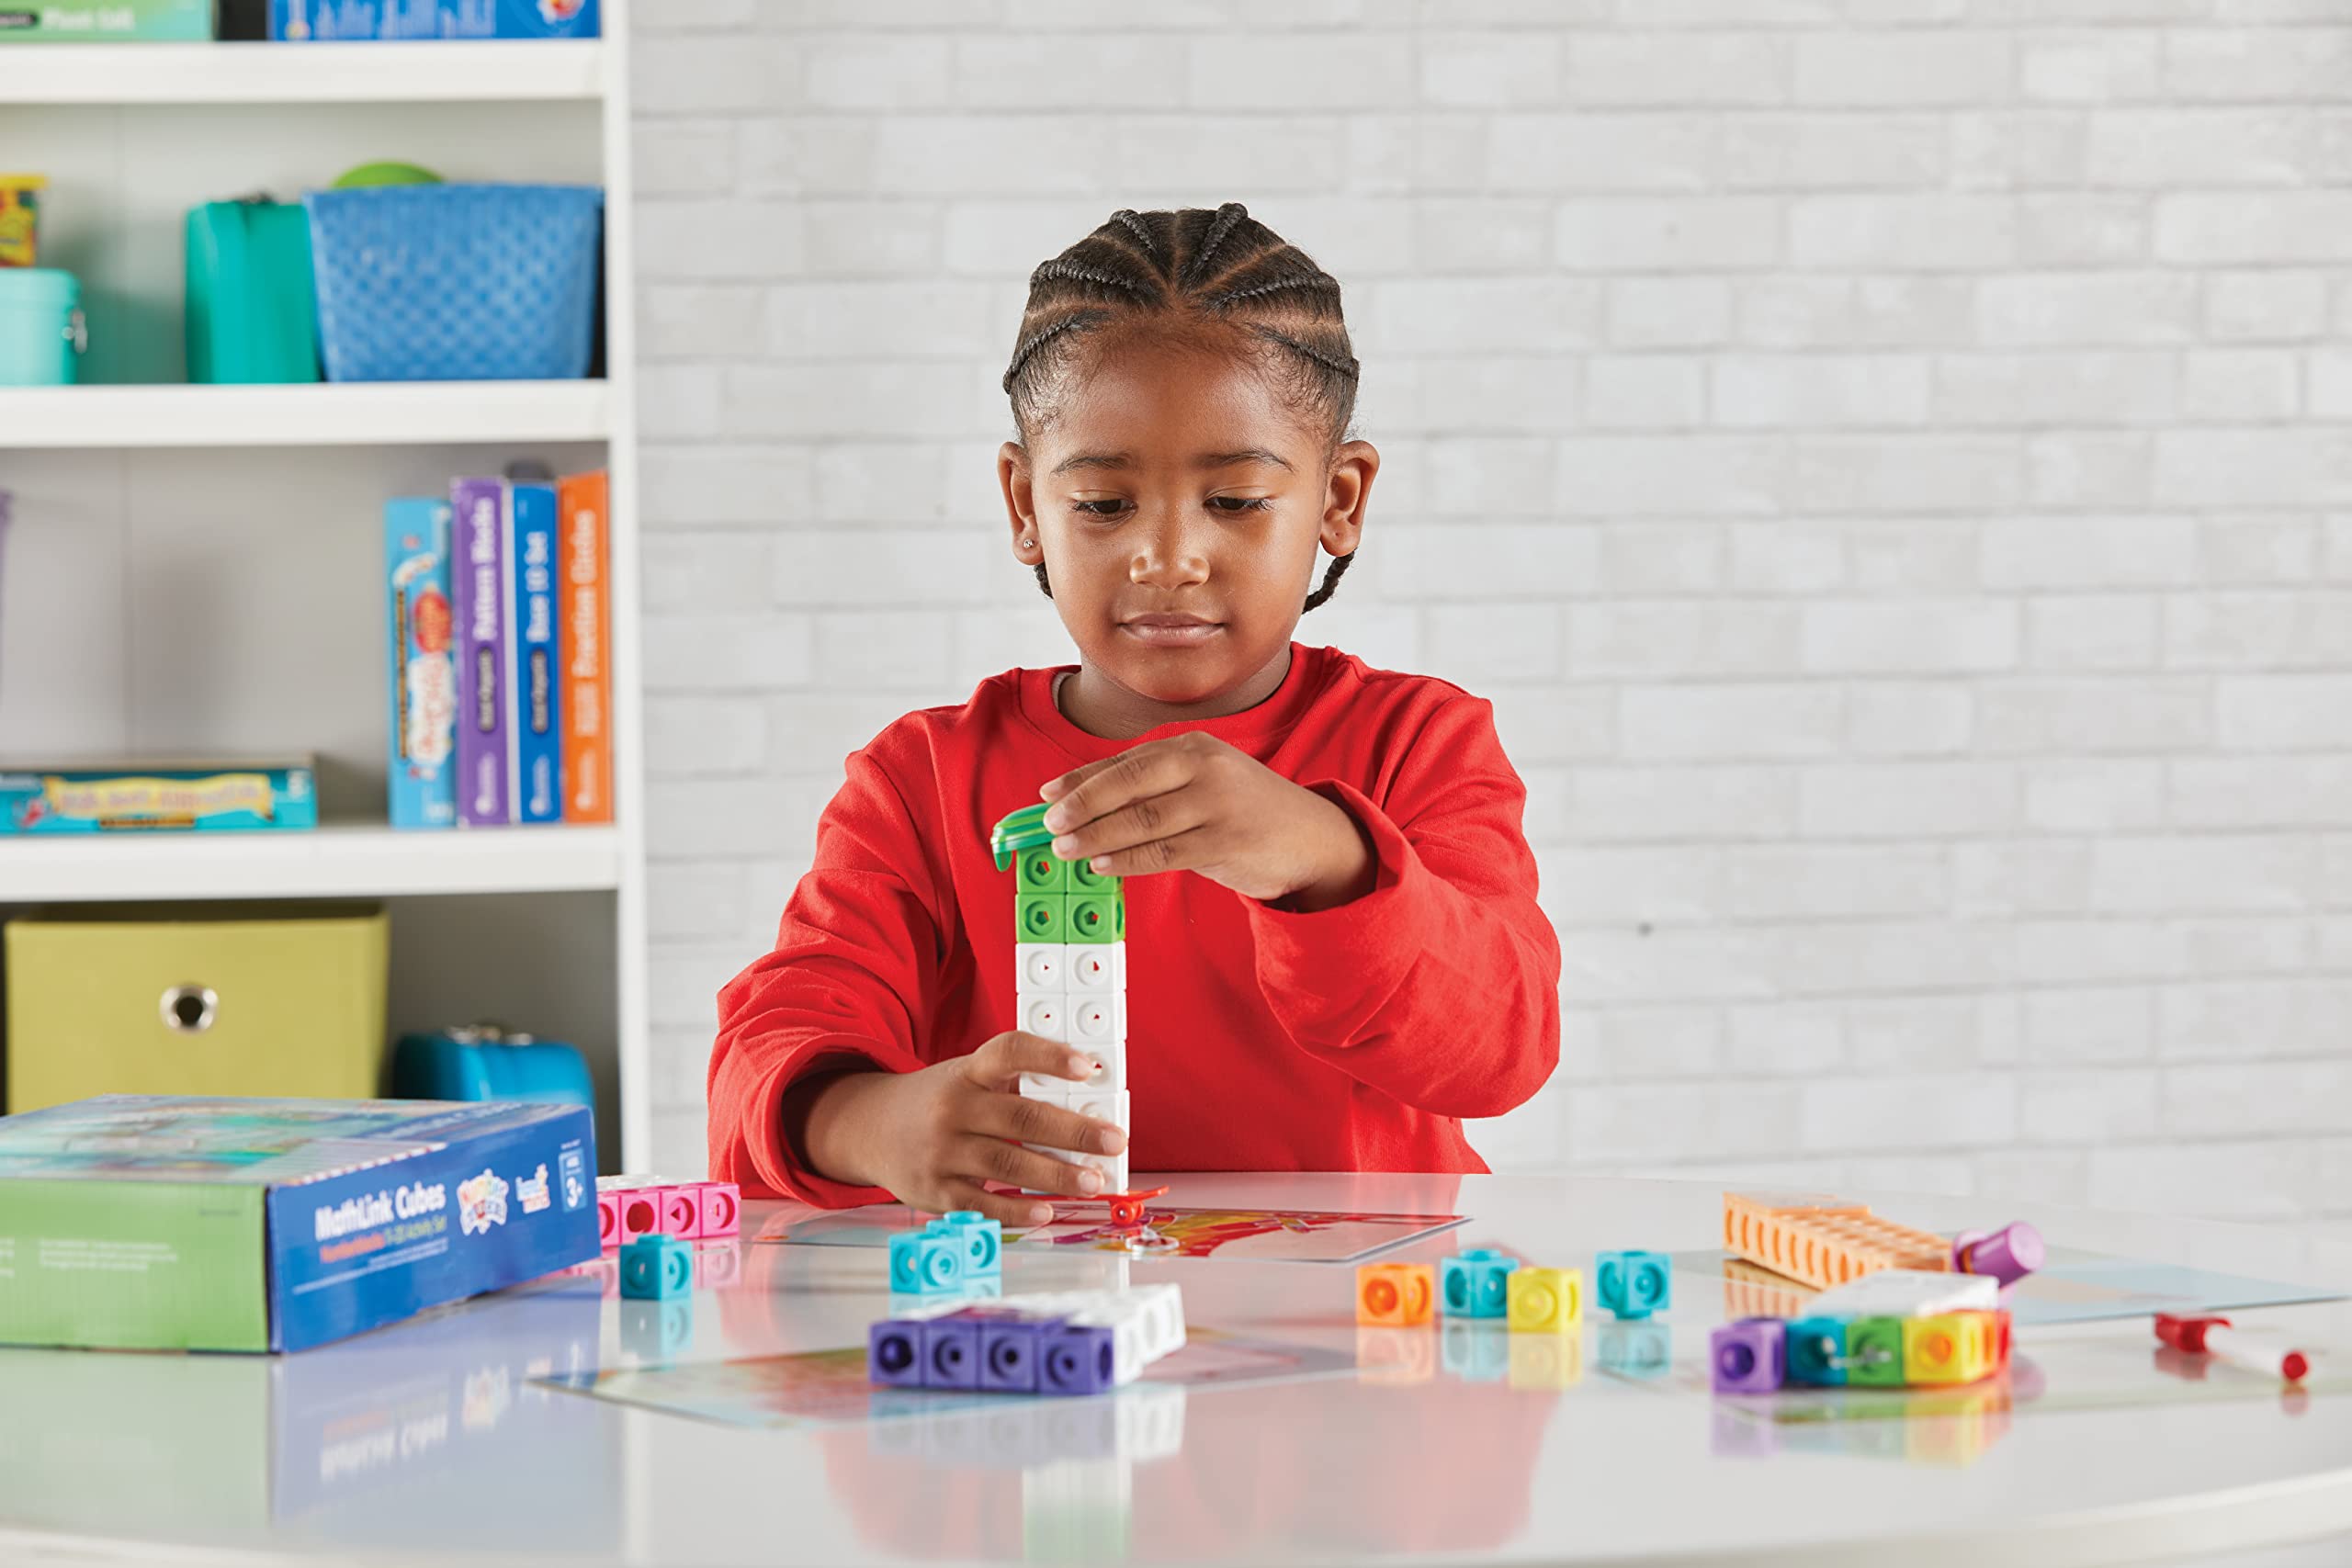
[1357,1261,1435,1326]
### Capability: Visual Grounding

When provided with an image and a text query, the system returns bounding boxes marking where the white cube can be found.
[1019,993,1067,1042]
[1069,995,1119,1046]
[1016,942,1067,993]
[1069,943,1119,991]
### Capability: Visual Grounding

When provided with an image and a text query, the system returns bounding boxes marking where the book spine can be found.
[384,499,457,830]
[556,471,612,825]
[451,478,508,827]
[510,481,563,825]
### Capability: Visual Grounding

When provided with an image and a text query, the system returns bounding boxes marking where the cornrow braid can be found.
[1004,202,1362,614]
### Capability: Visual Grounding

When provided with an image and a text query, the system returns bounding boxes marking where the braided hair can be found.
[1002,202,1361,613]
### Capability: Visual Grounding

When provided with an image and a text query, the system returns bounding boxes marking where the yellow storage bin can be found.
[5,903,390,1114]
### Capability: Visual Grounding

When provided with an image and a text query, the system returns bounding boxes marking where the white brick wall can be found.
[632,1,2352,1226]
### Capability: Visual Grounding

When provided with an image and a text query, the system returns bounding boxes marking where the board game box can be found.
[0,759,317,833]
[0,1095,598,1352]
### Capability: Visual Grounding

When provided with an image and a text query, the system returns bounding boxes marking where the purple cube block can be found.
[1040,1324,1118,1396]
[980,1319,1056,1393]
[868,1321,924,1389]
[922,1317,981,1389]
[1711,1316,1788,1394]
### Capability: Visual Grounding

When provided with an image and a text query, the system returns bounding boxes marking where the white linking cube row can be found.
[1017,941,1125,993]
[1016,940,1131,1123]
[997,1284,1185,1385]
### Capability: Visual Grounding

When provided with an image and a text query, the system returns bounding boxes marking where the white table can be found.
[4,1172,2349,1567]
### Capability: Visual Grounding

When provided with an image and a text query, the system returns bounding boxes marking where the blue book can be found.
[508,481,562,825]
[384,498,457,829]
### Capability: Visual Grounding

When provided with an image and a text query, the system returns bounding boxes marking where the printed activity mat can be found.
[536,1325,1355,1430]
[1697,1247,2346,1328]
[760,1203,1467,1264]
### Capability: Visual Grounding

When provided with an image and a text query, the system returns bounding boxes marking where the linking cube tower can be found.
[597,1175,741,1250]
[993,804,1131,1197]
[889,1211,1006,1294]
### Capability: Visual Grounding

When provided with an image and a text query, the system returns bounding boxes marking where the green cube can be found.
[1017,848,1069,893]
[1846,1316,1906,1388]
[1069,858,1118,894]
[1067,894,1117,944]
[1017,893,1067,942]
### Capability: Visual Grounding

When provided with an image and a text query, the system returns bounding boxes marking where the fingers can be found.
[1073,822,1216,879]
[970,1031,1106,1091]
[956,1131,1115,1201]
[972,1090,1126,1160]
[934,1179,1057,1229]
[1039,740,1193,839]
[1046,789,1209,871]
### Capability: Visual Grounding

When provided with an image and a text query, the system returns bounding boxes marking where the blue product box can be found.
[507,480,561,825]
[268,0,594,38]
[0,760,317,832]
[0,1095,599,1352]
[385,498,457,829]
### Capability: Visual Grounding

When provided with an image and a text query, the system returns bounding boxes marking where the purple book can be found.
[451,477,510,826]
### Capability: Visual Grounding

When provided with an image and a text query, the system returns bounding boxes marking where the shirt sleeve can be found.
[1245,694,1561,1119]
[707,742,944,1208]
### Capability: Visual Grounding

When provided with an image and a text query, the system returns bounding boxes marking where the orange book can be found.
[556,471,613,824]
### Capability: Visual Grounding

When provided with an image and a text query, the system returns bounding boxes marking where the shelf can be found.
[0,39,606,105]
[0,381,611,448]
[0,824,622,903]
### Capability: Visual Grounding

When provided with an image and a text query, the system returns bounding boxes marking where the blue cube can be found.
[1439,1247,1519,1318]
[921,1316,981,1389]
[888,1231,967,1293]
[1041,1324,1118,1395]
[868,1320,924,1388]
[619,1235,692,1301]
[928,1211,1002,1275]
[1596,1249,1673,1320]
[1786,1314,1849,1386]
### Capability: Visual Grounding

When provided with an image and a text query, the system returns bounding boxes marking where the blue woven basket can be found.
[302,183,604,382]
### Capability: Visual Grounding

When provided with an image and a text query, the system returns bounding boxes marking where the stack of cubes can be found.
[993,805,1130,1195]
[868,1284,1186,1397]
[888,1212,1005,1294]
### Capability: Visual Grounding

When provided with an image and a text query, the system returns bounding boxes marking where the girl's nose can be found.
[1129,513,1211,588]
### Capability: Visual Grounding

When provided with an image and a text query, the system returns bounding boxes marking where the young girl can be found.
[707,203,1561,1225]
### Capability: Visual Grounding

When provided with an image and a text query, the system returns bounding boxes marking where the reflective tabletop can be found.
[4,1172,2349,1567]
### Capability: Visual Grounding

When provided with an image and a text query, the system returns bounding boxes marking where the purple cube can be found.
[1041,1324,1118,1396]
[868,1321,924,1389]
[922,1317,981,1389]
[1711,1316,1788,1394]
[981,1319,1056,1393]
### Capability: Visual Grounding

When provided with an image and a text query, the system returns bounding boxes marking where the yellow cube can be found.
[1505,1266,1581,1332]
[1903,1312,1996,1385]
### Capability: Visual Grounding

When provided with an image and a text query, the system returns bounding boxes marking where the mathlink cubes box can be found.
[0,1095,598,1352]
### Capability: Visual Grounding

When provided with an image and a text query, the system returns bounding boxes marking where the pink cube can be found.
[660,1186,701,1238]
[597,1190,623,1250]
[695,1181,741,1240]
[616,1187,662,1247]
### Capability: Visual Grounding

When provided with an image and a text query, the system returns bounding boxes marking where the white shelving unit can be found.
[0,3,650,1170]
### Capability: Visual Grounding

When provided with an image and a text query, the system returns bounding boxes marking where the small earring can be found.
[1020,536,1035,547]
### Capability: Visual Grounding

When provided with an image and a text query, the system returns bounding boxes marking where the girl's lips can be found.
[1120,619,1223,646]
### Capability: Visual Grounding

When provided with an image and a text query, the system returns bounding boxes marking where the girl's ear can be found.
[1319,439,1378,559]
[999,441,1046,566]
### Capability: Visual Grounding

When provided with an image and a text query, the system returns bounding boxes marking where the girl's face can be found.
[999,330,1376,721]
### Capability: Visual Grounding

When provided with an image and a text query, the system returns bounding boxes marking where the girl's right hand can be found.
[801,1031,1127,1228]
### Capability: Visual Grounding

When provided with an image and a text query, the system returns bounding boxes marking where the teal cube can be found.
[619,1235,693,1301]
[1439,1247,1519,1319]
[1595,1249,1672,1320]
[1786,1315,1849,1386]
[888,1231,967,1294]
[927,1211,1002,1275]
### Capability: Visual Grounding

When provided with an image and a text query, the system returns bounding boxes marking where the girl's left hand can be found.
[1038,733,1376,910]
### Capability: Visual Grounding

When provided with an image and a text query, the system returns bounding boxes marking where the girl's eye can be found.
[1070,497,1273,516]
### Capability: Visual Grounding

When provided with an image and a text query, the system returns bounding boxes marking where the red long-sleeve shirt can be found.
[707,641,1561,1206]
